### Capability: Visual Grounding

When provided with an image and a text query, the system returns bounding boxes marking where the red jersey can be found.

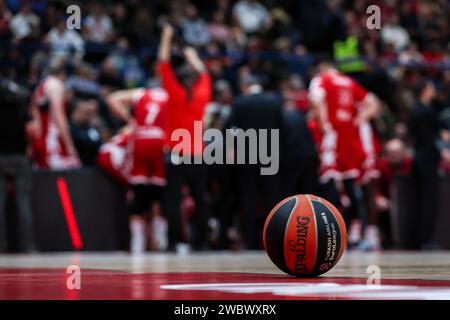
[308,69,369,182]
[31,75,65,142]
[132,88,168,129]
[124,87,169,186]
[97,130,131,184]
[308,69,368,128]
[158,62,212,156]
[30,76,76,169]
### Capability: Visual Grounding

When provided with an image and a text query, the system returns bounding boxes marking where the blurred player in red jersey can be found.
[29,59,80,169]
[106,87,168,253]
[157,24,212,251]
[308,57,381,250]
[97,127,132,185]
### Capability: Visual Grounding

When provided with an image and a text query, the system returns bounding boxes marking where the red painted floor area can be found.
[1,268,450,300]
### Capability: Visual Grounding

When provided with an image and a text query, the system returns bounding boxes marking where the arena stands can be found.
[1,0,450,252]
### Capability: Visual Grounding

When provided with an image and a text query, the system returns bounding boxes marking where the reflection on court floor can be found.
[1,251,450,300]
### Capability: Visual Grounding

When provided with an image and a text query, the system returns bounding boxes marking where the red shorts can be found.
[125,127,166,186]
[358,122,381,184]
[319,124,365,183]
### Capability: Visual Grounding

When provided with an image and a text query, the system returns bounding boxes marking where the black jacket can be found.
[226,93,285,165]
[282,109,316,163]
[408,102,447,165]
[0,80,30,155]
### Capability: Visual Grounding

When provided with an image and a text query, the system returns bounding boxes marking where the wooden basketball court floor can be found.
[1,250,450,300]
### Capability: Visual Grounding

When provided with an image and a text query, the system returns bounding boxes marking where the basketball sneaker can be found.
[358,225,382,251]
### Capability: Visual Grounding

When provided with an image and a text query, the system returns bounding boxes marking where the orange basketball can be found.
[263,194,347,277]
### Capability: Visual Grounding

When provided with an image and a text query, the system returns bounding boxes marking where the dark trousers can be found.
[208,163,238,249]
[164,159,208,248]
[281,157,319,198]
[321,178,365,230]
[0,155,36,252]
[411,159,439,248]
[238,166,281,249]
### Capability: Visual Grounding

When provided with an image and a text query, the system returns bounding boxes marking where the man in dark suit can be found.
[0,79,37,252]
[408,80,450,249]
[281,99,319,198]
[226,75,284,249]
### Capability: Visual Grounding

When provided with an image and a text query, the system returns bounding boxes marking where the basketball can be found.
[263,194,347,277]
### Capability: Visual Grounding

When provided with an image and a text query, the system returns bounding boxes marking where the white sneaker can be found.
[176,243,191,255]
[361,225,382,251]
[348,220,362,246]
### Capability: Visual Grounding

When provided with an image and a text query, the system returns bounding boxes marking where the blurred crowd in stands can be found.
[1,0,450,251]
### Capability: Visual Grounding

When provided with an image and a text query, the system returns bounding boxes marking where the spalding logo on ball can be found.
[263,194,347,277]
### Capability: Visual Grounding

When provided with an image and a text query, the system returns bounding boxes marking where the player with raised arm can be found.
[157,23,212,251]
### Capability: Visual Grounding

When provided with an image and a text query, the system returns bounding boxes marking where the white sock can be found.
[130,219,146,254]
[151,216,168,251]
